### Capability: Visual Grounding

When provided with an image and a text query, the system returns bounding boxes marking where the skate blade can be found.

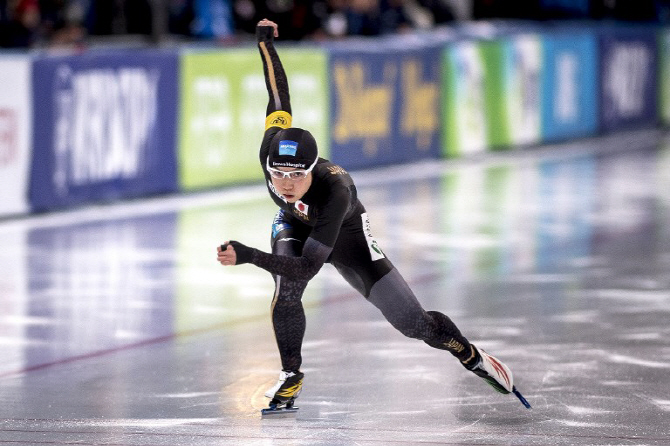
[261,406,299,416]
[512,386,532,409]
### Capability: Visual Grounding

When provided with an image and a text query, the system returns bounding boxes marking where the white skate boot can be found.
[262,370,304,415]
[467,345,531,408]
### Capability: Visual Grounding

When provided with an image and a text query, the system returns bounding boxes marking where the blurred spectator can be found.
[315,0,416,37]
[85,0,114,34]
[87,0,152,36]
[345,0,411,36]
[414,0,456,25]
[1,0,41,47]
[125,0,152,34]
[539,0,590,18]
[168,0,194,35]
[314,0,349,37]
[191,0,234,39]
[473,0,542,20]
[2,0,670,48]
[231,0,324,40]
[590,0,669,22]
[39,0,86,46]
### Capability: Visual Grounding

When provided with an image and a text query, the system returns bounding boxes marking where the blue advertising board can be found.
[501,34,543,147]
[541,31,598,141]
[328,44,442,170]
[598,28,658,133]
[30,49,179,212]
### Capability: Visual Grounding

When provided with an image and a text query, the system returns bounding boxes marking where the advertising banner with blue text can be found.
[599,28,658,133]
[541,31,598,141]
[329,44,442,170]
[0,56,32,218]
[30,50,179,212]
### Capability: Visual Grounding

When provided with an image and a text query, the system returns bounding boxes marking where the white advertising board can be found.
[0,56,32,217]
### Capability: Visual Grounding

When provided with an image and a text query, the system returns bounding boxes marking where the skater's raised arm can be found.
[257,19,292,129]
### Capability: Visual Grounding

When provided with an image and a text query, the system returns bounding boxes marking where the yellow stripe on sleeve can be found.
[265,111,292,130]
[259,42,282,110]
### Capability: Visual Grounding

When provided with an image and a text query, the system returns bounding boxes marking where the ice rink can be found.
[1,129,670,445]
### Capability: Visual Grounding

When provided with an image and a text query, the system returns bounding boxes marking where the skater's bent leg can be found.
[270,213,310,372]
[271,276,308,372]
[367,268,474,363]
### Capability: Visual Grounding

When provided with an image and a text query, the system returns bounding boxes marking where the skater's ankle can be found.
[460,345,481,370]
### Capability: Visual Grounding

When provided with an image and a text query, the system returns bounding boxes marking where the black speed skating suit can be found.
[229,25,476,373]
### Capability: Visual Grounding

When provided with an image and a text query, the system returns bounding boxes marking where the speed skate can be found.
[261,398,299,416]
[261,371,304,416]
[469,346,532,409]
[512,386,532,409]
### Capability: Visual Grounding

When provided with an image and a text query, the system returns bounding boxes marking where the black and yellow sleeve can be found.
[265,110,292,130]
[257,25,292,130]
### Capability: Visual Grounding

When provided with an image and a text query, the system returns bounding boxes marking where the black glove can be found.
[226,240,255,265]
[256,25,274,42]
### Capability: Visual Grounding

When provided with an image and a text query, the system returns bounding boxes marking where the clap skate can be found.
[467,346,531,409]
[261,370,304,416]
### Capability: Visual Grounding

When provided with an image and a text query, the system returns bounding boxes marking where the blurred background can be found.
[3,0,670,218]
[1,0,670,48]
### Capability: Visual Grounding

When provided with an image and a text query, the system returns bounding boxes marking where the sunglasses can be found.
[266,157,317,180]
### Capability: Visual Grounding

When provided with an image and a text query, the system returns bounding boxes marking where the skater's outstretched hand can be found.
[217,242,237,266]
[257,18,278,37]
[217,241,255,265]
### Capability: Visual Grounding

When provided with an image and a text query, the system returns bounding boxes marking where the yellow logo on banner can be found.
[332,62,395,156]
[401,60,439,151]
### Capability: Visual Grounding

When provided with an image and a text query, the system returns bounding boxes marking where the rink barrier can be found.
[327,41,443,170]
[540,30,599,142]
[442,37,493,157]
[29,49,180,213]
[660,29,670,125]
[443,33,543,157]
[598,26,659,133]
[2,22,670,216]
[0,55,32,218]
[178,48,329,190]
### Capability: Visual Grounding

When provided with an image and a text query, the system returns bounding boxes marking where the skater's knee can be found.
[273,280,309,303]
[387,316,429,340]
[375,306,436,340]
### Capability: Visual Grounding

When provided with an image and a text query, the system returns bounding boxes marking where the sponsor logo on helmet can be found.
[279,140,298,156]
[272,161,307,169]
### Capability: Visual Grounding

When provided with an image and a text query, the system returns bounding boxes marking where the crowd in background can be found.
[1,0,670,48]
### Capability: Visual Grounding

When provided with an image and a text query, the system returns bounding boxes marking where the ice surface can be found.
[1,130,669,444]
